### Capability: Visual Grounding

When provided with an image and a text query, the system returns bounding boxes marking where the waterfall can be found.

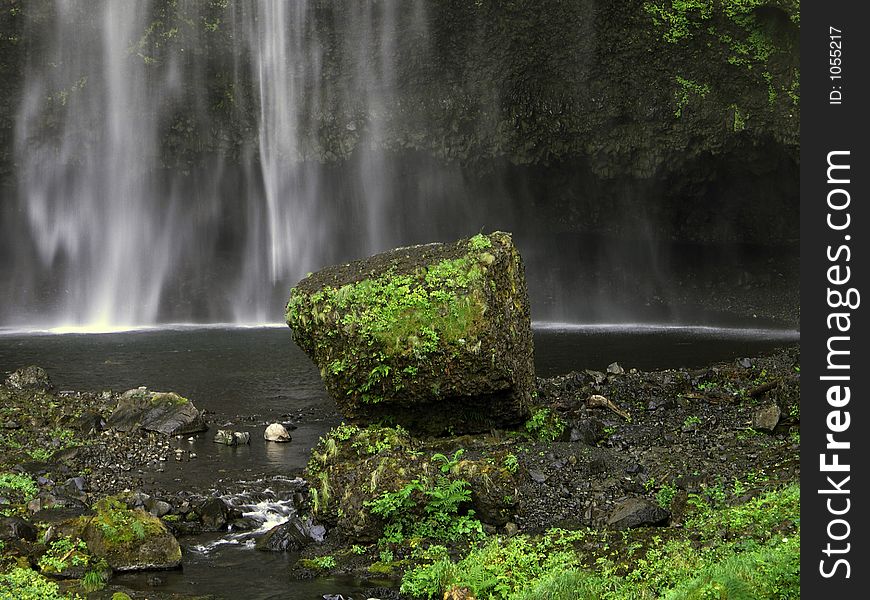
[7,1,427,329]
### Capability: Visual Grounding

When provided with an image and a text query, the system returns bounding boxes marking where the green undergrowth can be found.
[0,566,72,600]
[401,483,799,599]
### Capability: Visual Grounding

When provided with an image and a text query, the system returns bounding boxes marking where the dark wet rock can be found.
[264,423,292,442]
[4,365,53,391]
[108,388,208,436]
[213,429,250,445]
[197,497,234,530]
[607,498,670,529]
[0,516,38,541]
[73,410,106,434]
[647,396,676,411]
[752,404,781,432]
[256,518,311,552]
[563,419,605,445]
[286,232,535,435]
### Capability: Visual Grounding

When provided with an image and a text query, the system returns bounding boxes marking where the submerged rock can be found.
[286,232,535,435]
[108,387,207,436]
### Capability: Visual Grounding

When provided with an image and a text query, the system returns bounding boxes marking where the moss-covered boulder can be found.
[304,424,518,544]
[286,232,534,435]
[107,387,207,436]
[80,497,182,571]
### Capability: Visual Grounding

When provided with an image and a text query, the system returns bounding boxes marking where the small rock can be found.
[213,429,250,446]
[529,470,548,483]
[738,357,753,368]
[606,362,624,375]
[74,411,106,434]
[148,500,172,518]
[607,498,669,529]
[752,404,781,432]
[264,423,292,443]
[504,522,519,537]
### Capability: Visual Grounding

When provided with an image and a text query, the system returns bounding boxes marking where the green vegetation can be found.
[644,1,799,121]
[673,76,710,117]
[524,408,566,442]
[682,415,701,429]
[367,464,484,548]
[37,537,90,574]
[0,472,38,514]
[401,484,799,599]
[0,567,68,600]
[302,555,337,570]
[87,497,157,544]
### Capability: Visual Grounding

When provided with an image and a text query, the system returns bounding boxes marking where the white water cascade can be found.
[8,0,427,330]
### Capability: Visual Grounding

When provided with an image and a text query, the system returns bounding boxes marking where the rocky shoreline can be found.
[1,342,800,599]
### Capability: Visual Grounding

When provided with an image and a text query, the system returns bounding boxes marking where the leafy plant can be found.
[432,449,465,473]
[524,409,565,442]
[0,567,67,600]
[37,537,90,573]
[502,453,519,474]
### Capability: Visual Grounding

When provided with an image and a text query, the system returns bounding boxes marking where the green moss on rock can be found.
[80,497,182,571]
[286,232,534,435]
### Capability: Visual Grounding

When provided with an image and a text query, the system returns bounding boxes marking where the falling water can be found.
[2,1,797,330]
[7,0,435,329]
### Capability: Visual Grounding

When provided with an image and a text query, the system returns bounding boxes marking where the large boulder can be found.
[108,387,207,436]
[81,498,182,571]
[286,232,534,434]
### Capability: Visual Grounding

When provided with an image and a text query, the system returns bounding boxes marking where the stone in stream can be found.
[213,429,250,446]
[264,422,292,442]
[286,232,535,435]
[108,387,207,436]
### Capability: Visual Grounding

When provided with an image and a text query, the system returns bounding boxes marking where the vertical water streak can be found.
[15,0,176,329]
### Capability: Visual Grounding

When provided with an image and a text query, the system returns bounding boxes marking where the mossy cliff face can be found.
[286,232,534,434]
